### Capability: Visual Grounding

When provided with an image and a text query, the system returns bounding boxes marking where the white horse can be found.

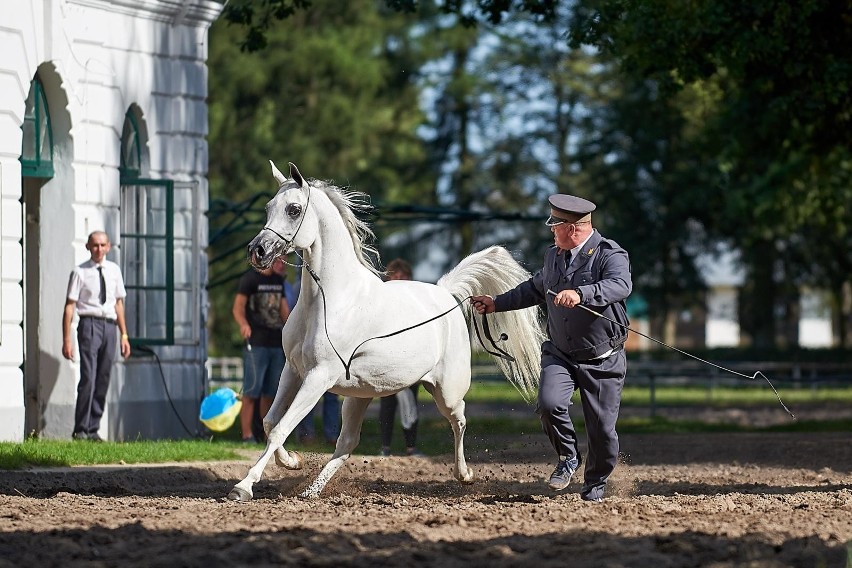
[228,161,545,501]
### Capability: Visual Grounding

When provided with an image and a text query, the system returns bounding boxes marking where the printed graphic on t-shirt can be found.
[249,283,283,328]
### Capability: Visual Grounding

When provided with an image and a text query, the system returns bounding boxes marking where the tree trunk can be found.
[780,287,800,348]
[739,242,777,349]
[832,281,851,348]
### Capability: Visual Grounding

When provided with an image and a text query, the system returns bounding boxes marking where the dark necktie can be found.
[98,266,106,304]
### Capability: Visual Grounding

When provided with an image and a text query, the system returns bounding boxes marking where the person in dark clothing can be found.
[232,258,289,443]
[471,194,632,502]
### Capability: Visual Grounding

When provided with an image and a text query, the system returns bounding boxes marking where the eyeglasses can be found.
[545,216,590,228]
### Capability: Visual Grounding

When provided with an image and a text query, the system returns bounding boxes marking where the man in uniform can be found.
[471,194,632,502]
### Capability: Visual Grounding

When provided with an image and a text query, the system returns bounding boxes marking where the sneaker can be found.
[406,447,425,457]
[548,456,579,491]
[379,447,392,457]
[88,433,104,443]
[72,432,88,441]
[581,485,604,502]
[240,436,258,444]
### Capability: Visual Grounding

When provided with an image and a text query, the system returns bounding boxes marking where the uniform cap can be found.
[548,194,596,223]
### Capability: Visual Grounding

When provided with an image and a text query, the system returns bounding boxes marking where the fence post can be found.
[649,373,656,419]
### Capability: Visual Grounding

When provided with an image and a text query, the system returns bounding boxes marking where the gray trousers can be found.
[74,317,117,436]
[537,346,626,498]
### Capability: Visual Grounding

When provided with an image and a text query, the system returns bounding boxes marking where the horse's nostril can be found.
[256,246,265,258]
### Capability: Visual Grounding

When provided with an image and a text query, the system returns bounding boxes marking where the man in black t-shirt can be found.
[232,259,289,442]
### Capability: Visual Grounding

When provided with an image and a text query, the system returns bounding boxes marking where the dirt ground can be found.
[1,427,850,567]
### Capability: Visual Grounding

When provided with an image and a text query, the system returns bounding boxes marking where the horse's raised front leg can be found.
[228,368,331,502]
[299,396,372,499]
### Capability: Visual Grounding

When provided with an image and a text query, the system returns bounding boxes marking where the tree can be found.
[222,0,560,51]
[569,0,852,347]
[207,0,431,354]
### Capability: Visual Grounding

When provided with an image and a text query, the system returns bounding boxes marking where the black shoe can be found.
[548,456,579,491]
[88,433,104,442]
[72,432,88,441]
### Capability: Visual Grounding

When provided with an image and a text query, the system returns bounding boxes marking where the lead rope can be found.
[546,289,795,420]
[263,182,517,381]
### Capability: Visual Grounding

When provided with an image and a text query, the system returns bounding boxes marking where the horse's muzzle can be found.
[246,236,271,270]
[247,247,264,270]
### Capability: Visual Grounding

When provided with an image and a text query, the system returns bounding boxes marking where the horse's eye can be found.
[285,203,303,218]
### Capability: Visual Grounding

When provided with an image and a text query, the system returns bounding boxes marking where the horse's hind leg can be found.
[300,396,372,499]
[430,385,474,484]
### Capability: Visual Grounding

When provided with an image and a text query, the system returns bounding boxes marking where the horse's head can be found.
[247,160,314,270]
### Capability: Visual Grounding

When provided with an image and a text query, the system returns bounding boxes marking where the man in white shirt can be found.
[62,231,131,441]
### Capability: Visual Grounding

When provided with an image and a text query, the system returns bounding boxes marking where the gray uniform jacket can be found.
[494,230,632,362]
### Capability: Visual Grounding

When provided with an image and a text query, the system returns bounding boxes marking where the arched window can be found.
[119,110,141,178]
[20,76,54,178]
[119,107,201,346]
[119,108,174,345]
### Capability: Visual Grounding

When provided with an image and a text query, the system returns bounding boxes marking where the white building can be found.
[0,0,222,441]
[701,250,833,349]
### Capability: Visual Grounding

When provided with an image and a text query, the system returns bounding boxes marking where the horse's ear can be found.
[270,160,287,186]
[289,162,305,188]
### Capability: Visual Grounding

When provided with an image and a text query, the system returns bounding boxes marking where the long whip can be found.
[546,289,796,420]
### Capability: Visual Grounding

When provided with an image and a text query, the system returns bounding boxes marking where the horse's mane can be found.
[311,179,383,277]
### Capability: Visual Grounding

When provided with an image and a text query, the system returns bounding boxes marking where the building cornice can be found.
[67,0,223,26]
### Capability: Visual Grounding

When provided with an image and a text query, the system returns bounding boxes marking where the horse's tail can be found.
[437,245,546,402]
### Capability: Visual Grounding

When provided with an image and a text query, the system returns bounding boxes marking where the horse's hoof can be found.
[227,486,253,502]
[298,489,320,500]
[275,449,304,470]
[458,470,475,484]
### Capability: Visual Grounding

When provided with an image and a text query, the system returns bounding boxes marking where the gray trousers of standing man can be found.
[74,317,117,436]
[537,346,627,500]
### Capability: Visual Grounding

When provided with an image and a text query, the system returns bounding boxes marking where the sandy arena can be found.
[1,426,850,567]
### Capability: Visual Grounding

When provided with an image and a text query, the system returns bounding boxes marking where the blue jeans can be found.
[242,346,284,398]
[297,392,341,442]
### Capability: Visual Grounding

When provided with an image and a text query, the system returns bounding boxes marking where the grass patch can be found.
[0,438,245,471]
[620,385,852,407]
[614,416,852,434]
[461,380,852,407]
